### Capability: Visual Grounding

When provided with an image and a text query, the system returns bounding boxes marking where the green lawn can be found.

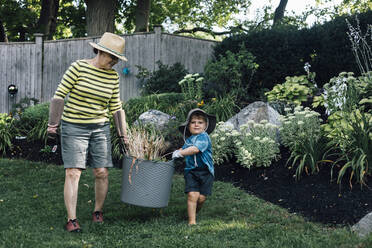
[1,158,371,248]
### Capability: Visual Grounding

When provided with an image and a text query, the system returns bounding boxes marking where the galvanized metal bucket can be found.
[120,155,175,208]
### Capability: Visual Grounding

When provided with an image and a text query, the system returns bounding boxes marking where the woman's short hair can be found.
[93,48,98,54]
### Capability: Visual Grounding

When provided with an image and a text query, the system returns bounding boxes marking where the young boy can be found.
[172,108,216,225]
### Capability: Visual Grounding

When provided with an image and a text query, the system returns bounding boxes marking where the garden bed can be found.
[213,147,372,226]
[7,140,372,226]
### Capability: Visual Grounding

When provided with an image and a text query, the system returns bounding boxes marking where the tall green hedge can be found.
[213,11,372,94]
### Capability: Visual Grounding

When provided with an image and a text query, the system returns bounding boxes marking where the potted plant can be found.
[120,125,175,208]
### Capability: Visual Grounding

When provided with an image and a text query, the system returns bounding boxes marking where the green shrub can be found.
[0,113,15,156]
[14,102,50,142]
[136,61,188,96]
[123,93,185,124]
[204,45,259,106]
[202,94,240,122]
[10,97,39,118]
[279,106,330,180]
[213,11,372,92]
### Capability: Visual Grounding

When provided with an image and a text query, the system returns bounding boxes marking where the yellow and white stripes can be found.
[54,60,122,124]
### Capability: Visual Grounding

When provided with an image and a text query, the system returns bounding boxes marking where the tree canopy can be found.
[1,0,371,42]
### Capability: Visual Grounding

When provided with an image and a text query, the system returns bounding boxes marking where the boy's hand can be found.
[172,150,183,159]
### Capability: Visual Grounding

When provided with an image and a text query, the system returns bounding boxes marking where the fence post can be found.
[34,33,44,102]
[154,26,161,70]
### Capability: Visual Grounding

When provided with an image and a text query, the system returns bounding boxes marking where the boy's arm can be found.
[172,146,199,159]
[179,146,199,156]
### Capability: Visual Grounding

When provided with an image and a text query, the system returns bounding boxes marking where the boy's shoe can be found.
[92,211,104,223]
[65,219,82,232]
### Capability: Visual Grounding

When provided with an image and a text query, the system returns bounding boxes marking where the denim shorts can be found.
[184,169,214,196]
[61,121,113,169]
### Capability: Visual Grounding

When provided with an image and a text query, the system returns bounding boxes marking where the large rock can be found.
[352,212,372,237]
[225,101,281,131]
[134,109,173,130]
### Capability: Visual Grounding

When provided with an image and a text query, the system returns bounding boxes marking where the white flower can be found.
[254,136,261,141]
[298,121,304,125]
[232,130,240,136]
[247,120,255,125]
[284,107,292,112]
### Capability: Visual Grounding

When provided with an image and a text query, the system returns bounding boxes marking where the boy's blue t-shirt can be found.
[182,132,214,176]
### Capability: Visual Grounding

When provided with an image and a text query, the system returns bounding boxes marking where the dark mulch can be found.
[214,147,372,226]
[6,139,372,226]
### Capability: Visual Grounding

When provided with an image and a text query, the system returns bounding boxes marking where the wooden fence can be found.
[0,27,217,113]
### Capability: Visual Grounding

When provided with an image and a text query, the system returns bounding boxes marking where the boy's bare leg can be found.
[93,168,109,212]
[64,168,82,221]
[187,192,200,225]
[196,194,206,213]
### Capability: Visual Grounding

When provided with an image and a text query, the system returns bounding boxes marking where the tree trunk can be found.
[36,0,59,40]
[134,0,151,32]
[0,19,8,42]
[273,0,288,26]
[85,0,117,36]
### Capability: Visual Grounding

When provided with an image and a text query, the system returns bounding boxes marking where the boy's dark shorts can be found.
[184,169,214,196]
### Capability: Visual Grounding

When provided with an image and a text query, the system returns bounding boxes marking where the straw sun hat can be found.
[178,108,216,138]
[89,32,127,61]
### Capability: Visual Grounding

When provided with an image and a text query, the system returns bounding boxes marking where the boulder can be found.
[225,101,281,131]
[352,212,372,237]
[134,109,174,130]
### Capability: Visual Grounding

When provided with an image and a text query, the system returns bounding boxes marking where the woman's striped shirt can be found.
[54,60,122,124]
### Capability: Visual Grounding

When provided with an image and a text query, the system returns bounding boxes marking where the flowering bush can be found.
[234,120,280,169]
[279,106,330,179]
[321,72,360,115]
[210,122,236,165]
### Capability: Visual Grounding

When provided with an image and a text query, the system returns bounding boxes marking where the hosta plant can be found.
[234,120,280,169]
[265,75,316,106]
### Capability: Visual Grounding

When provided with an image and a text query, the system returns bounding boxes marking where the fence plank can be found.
[0,32,216,113]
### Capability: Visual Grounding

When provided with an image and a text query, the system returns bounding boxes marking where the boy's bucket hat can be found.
[178,108,216,137]
[89,32,127,61]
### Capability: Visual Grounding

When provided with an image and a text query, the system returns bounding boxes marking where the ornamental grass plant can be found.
[126,124,168,161]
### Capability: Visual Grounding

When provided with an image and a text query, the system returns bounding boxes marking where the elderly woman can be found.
[47,32,129,232]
